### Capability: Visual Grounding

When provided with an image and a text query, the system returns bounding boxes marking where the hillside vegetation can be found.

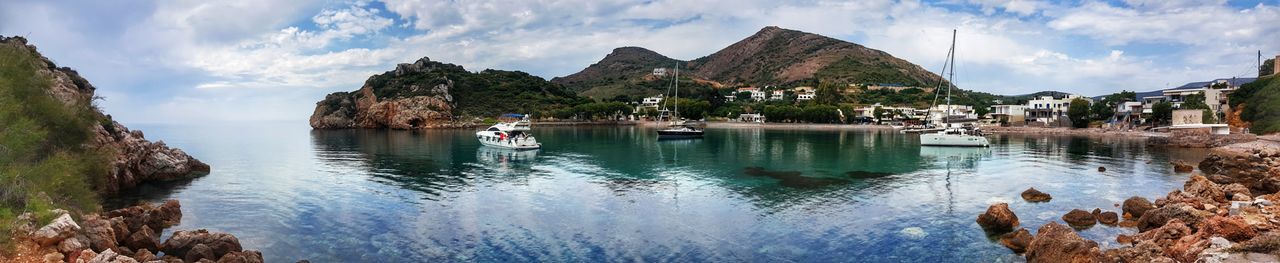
[0,40,106,245]
[364,59,588,117]
[1232,75,1280,134]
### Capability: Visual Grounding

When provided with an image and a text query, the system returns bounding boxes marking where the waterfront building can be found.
[1161,77,1255,117]
[988,105,1026,125]
[1024,94,1092,126]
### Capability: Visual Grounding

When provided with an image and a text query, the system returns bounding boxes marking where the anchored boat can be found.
[919,29,989,147]
[476,116,541,150]
[656,62,704,140]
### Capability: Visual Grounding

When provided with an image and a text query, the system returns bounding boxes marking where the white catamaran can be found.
[657,62,704,140]
[920,30,990,147]
[476,115,541,150]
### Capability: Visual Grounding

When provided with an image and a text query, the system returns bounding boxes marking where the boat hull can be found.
[479,139,541,150]
[657,130,704,140]
[920,133,989,147]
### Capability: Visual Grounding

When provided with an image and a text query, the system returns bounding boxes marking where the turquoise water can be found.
[111,123,1207,262]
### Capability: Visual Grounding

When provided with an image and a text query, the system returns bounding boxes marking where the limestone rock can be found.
[1097,211,1119,225]
[1137,205,1207,232]
[1173,161,1195,173]
[999,228,1033,253]
[1024,222,1102,263]
[1062,209,1096,228]
[81,215,119,252]
[215,250,264,263]
[976,203,1019,233]
[161,229,243,260]
[33,213,81,246]
[1124,196,1156,218]
[1020,187,1052,203]
[123,226,160,252]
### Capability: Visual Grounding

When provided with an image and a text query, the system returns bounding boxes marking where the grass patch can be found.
[0,39,107,251]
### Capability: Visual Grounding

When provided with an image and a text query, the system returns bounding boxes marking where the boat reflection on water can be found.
[919,145,992,167]
[476,145,539,171]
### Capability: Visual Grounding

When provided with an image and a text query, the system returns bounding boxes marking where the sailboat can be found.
[657,62,704,140]
[920,30,990,147]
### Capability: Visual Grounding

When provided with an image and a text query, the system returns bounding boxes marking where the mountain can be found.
[687,26,940,87]
[311,57,586,129]
[555,26,945,99]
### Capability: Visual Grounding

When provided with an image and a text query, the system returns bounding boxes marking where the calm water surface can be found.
[111,123,1208,262]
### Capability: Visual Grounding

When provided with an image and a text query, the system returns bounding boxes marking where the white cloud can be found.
[3,0,1276,124]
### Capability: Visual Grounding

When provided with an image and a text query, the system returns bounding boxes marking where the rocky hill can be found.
[555,26,945,99]
[550,46,684,99]
[0,36,209,197]
[311,57,586,129]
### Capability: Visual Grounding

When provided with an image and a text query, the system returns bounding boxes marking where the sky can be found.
[1,0,1277,124]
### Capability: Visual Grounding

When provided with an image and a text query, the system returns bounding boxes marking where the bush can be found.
[0,41,109,248]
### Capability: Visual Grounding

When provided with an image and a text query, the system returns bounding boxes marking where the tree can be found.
[1262,58,1274,77]
[735,91,752,102]
[1151,101,1173,126]
[1180,92,1210,110]
[815,81,843,105]
[1067,98,1091,128]
[1091,90,1137,121]
[872,106,886,124]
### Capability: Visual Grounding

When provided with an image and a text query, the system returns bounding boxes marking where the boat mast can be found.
[673,62,680,123]
[945,29,956,126]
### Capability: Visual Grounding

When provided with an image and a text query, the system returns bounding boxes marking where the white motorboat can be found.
[476,117,541,150]
[918,29,989,147]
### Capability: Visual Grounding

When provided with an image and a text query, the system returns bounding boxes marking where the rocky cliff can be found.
[311,57,583,129]
[0,36,209,196]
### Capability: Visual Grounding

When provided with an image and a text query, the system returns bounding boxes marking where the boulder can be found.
[976,203,1019,233]
[1222,183,1252,201]
[161,229,243,260]
[105,200,182,235]
[57,236,87,255]
[133,248,157,262]
[1123,196,1156,218]
[999,228,1033,253]
[1062,209,1096,228]
[216,250,264,263]
[33,213,81,246]
[1116,234,1134,245]
[1098,166,1106,172]
[1097,211,1119,225]
[80,215,119,252]
[1183,175,1226,203]
[73,249,97,263]
[1199,216,1256,242]
[185,244,217,263]
[123,226,161,252]
[1102,240,1176,263]
[1024,222,1102,263]
[1020,188,1052,203]
[43,252,63,263]
[1132,219,1193,246]
[1137,205,1206,232]
[1173,161,1195,173]
[1231,232,1280,254]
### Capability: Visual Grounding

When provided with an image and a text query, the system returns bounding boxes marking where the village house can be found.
[793,86,815,100]
[1160,77,1255,118]
[735,87,766,101]
[1025,94,1092,126]
[988,104,1026,125]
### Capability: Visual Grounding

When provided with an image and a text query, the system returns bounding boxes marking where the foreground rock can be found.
[1020,187,1052,202]
[999,228,1033,253]
[1061,209,1096,228]
[5,200,263,263]
[1024,222,1102,263]
[1123,196,1156,218]
[1198,139,1280,194]
[976,203,1019,233]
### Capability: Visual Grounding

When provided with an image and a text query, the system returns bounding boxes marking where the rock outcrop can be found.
[8,200,263,263]
[1020,187,1052,202]
[0,36,209,195]
[976,203,1019,233]
[1061,209,1097,228]
[310,58,458,129]
[1123,196,1156,218]
[1024,222,1102,263]
[1199,139,1280,194]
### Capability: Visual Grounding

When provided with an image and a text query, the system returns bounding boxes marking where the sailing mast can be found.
[945,29,956,126]
[673,62,680,124]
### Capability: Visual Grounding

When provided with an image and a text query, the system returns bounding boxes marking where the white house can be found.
[989,104,1027,125]
[1025,94,1092,126]
[770,90,785,101]
[736,87,766,101]
[793,86,815,101]
[1162,77,1256,117]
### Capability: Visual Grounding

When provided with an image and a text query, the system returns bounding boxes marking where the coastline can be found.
[984,126,1165,138]
[704,121,896,131]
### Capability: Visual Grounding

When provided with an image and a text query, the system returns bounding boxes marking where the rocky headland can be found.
[1,36,256,262]
[310,57,585,130]
[981,137,1280,262]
